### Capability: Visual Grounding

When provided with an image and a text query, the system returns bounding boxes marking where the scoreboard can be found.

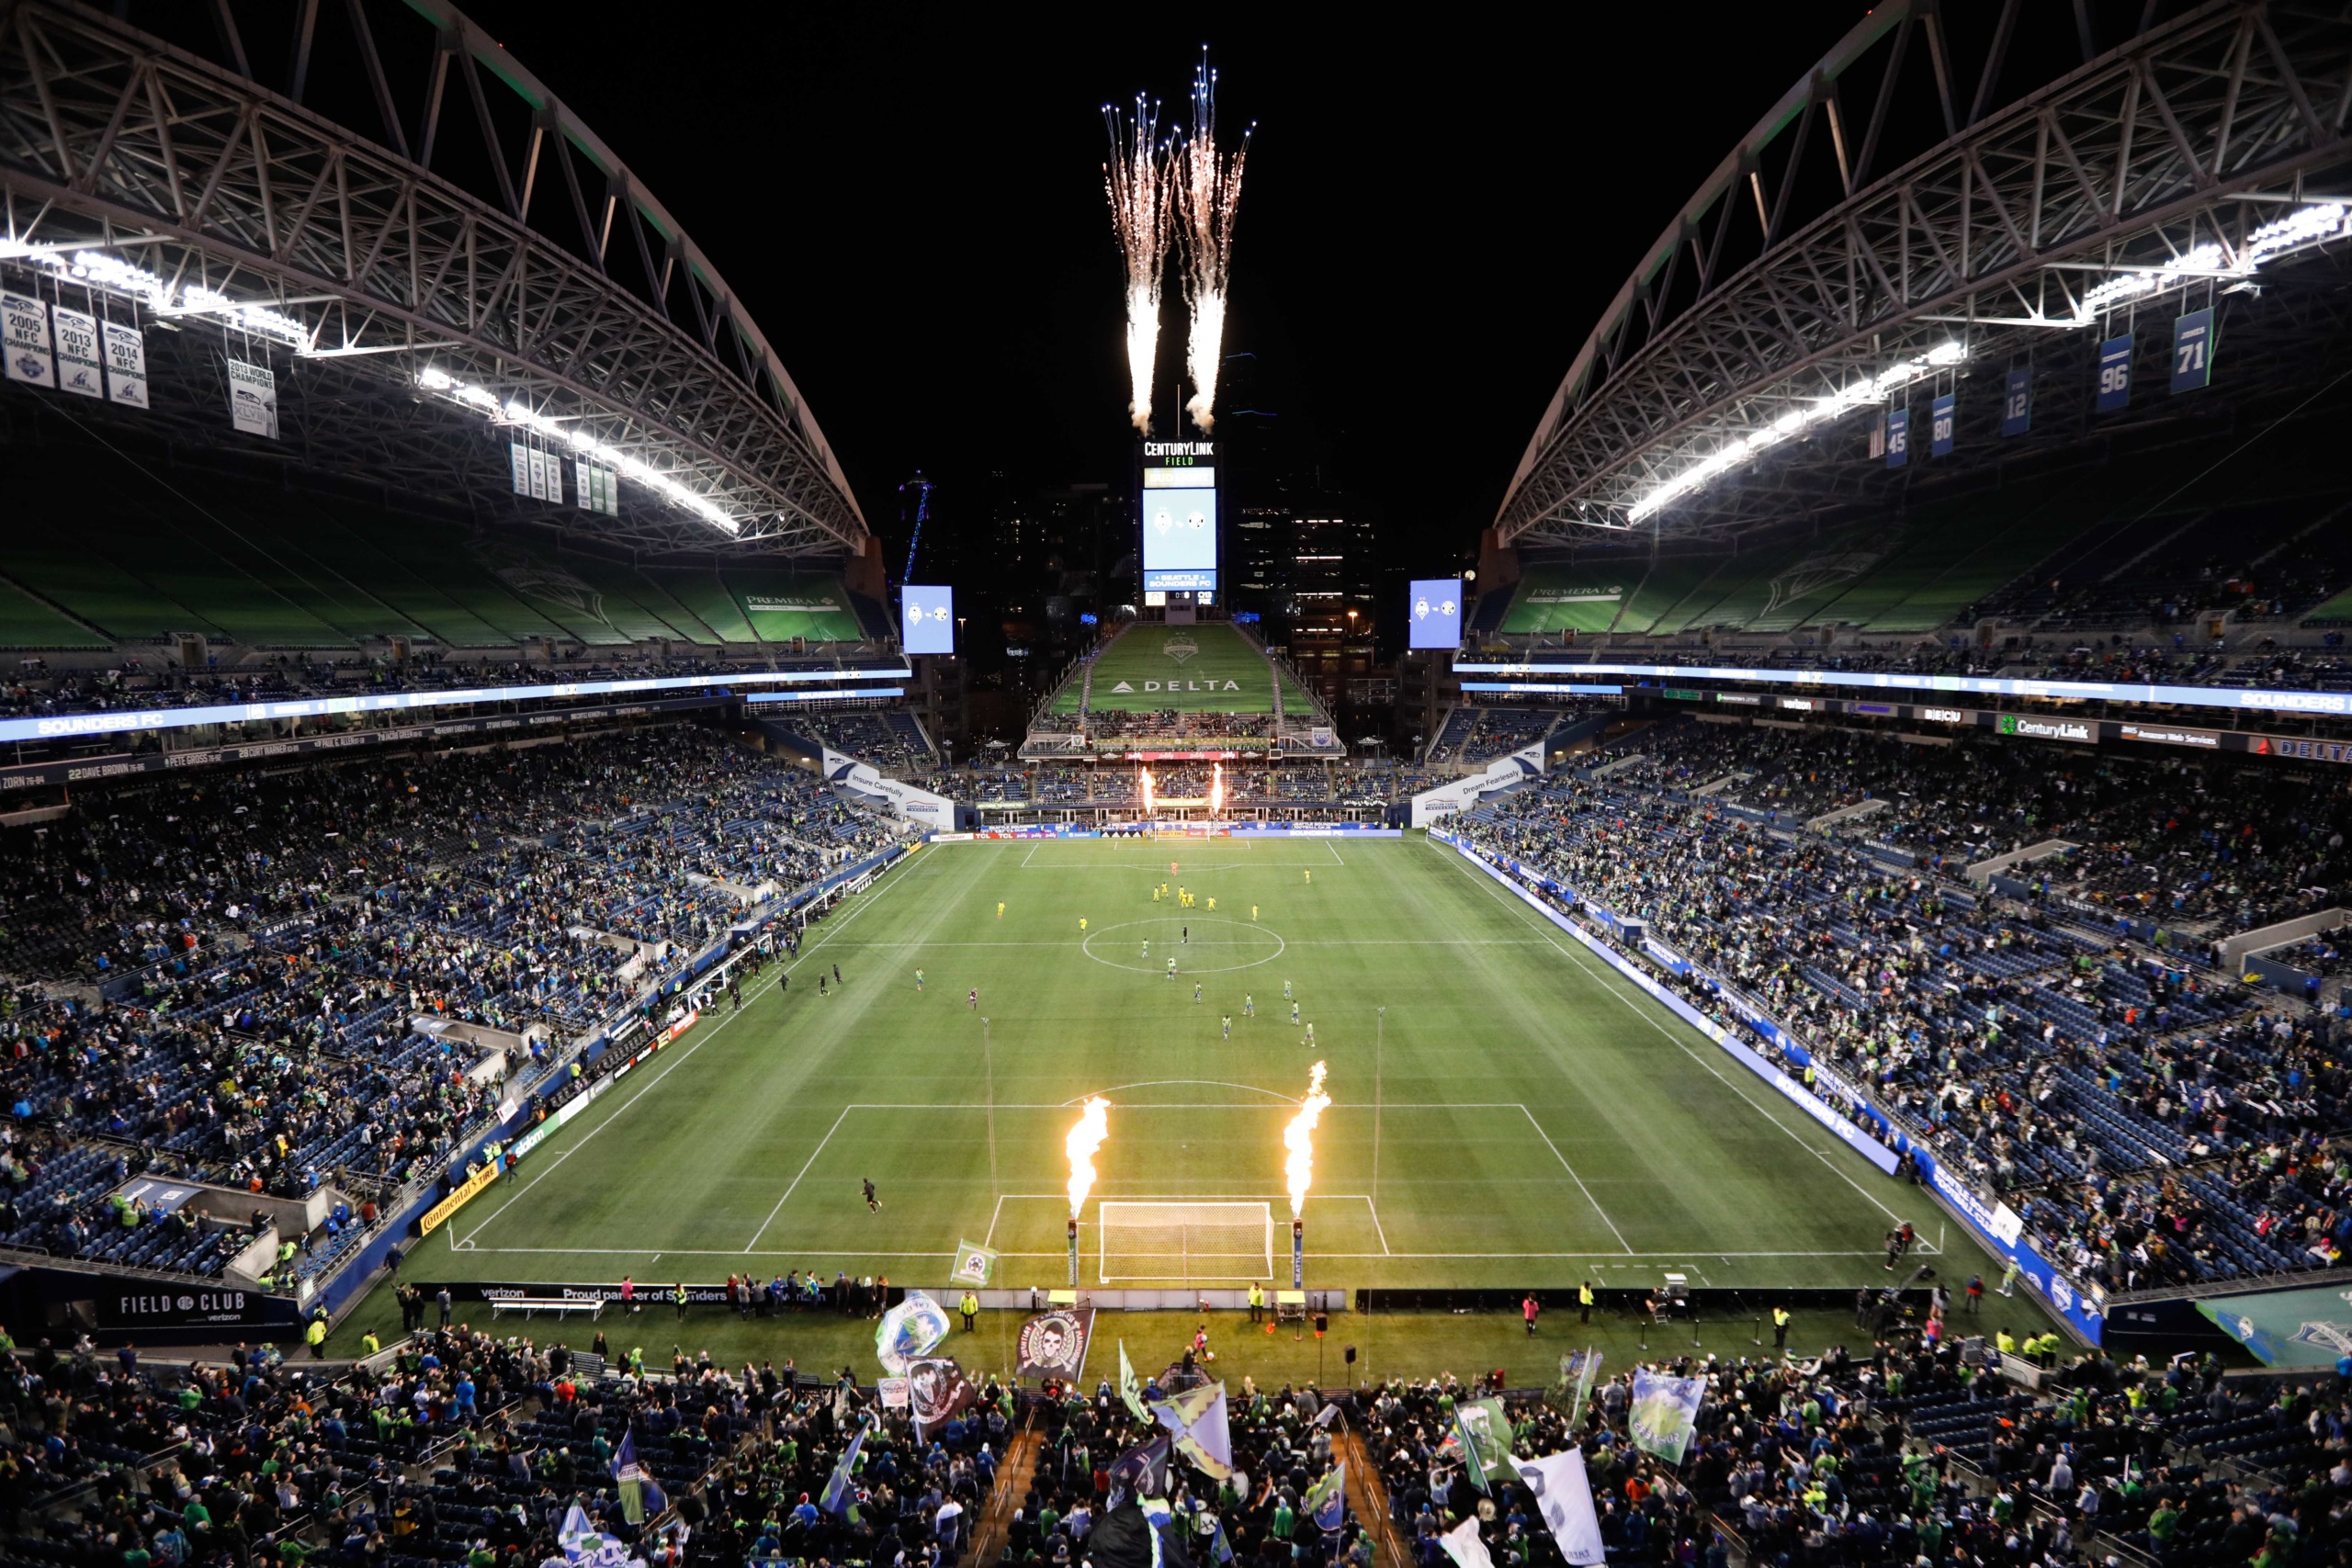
[1141,439,1218,594]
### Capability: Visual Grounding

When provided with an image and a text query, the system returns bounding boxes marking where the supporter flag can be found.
[612,1428,643,1483]
[1015,1305,1097,1382]
[1305,1461,1347,1532]
[1451,1397,1514,1490]
[1512,1450,1605,1566]
[559,1502,645,1568]
[905,1356,978,1437]
[876,1290,952,1374]
[1108,1433,1172,1506]
[1118,1339,1150,1421]
[1209,1515,1236,1564]
[820,1415,874,1518]
[1555,1349,1602,1414]
[1148,1380,1233,1480]
[949,1238,1000,1287]
[1628,1369,1704,1464]
[1438,1517,1494,1568]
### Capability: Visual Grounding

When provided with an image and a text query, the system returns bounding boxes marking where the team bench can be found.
[488,1297,604,1321]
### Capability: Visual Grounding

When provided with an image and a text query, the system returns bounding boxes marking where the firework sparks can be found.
[1066,1095,1112,1218]
[1176,51,1251,434]
[1103,96,1172,434]
[1283,1062,1330,1220]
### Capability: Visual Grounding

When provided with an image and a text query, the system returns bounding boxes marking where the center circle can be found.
[1080,916,1287,975]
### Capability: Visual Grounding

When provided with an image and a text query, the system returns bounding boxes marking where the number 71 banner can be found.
[2172,307,2216,392]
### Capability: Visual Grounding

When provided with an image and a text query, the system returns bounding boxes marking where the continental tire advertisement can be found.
[419,1163,500,1235]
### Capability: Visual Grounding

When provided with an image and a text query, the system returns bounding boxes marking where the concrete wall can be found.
[2222,908,2348,973]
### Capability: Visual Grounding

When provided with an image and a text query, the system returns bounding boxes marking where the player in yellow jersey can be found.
[1251,905,1258,921]
[1304,869,1311,885]
[1206,897,1216,912]
[997,901,1005,919]
[1153,886,1161,902]
[1080,917,1088,932]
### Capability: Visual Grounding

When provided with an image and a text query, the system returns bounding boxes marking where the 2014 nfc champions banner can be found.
[4,290,147,407]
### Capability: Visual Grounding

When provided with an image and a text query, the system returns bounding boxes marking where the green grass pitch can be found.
[396,835,2008,1299]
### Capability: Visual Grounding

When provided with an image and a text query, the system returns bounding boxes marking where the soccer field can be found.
[407,835,1972,1296]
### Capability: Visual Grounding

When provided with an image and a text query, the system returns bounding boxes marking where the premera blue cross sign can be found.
[901,585,956,654]
[1409,578,1464,649]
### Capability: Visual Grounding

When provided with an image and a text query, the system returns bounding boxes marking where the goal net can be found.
[1098,1201,1275,1283]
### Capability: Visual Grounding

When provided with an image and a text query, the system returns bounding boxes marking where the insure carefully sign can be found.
[2171,307,2216,392]
[2097,333,2134,412]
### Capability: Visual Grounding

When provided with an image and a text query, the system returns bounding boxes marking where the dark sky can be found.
[463,4,1852,568]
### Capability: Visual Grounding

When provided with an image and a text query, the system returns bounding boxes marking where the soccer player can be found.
[1250,905,1258,921]
[1304,869,1311,884]
[1290,1000,1301,1025]
[818,976,827,997]
[997,902,1005,919]
[1193,982,1203,1003]
[1301,1022,1316,1048]
[1222,1015,1232,1039]
[1167,958,1178,981]
[832,964,842,986]
[915,968,925,991]
[1244,995,1254,1017]
[1152,886,1161,902]
[1080,917,1089,932]
[1142,940,1150,959]
[1283,979,1293,999]
[864,1179,881,1212]
[1182,926,1189,943]
[967,988,978,1010]
[1206,897,1216,912]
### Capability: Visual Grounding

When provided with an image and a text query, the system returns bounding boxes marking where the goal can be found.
[1098,1201,1275,1283]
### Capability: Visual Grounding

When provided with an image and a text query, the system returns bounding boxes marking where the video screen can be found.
[1142,457,1217,592]
[1408,579,1463,649]
[900,585,956,654]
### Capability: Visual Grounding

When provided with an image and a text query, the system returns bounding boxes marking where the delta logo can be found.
[1109,680,1242,694]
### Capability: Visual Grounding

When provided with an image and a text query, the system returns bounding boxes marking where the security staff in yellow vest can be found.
[1578,1281,1594,1325]
[1995,1327,2017,1356]
[306,1316,327,1359]
[1249,1281,1265,1324]
[1772,1305,1792,1348]
[960,1291,979,1332]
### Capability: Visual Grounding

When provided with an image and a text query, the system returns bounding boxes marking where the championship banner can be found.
[1013,1303,1095,1382]
[904,1356,978,1436]
[226,355,278,437]
[48,305,103,398]
[3,290,55,387]
[1628,1369,1704,1463]
[948,1238,1000,1287]
[102,319,148,407]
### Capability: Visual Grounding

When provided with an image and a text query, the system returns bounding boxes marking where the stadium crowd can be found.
[0,724,900,1283]
[1451,718,2352,1297]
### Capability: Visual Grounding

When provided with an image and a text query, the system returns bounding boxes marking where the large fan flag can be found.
[1451,1397,1515,1491]
[820,1415,874,1518]
[1304,1461,1346,1532]
[1148,1380,1233,1480]
[1628,1369,1705,1464]
[1438,1517,1494,1568]
[1511,1450,1606,1567]
[876,1290,952,1374]
[1118,1339,1150,1421]
[950,1239,1000,1287]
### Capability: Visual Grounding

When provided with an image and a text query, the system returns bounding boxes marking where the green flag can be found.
[949,1238,999,1287]
[1453,1397,1513,1490]
[1118,1339,1149,1422]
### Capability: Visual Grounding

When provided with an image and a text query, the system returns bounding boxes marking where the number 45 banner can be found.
[2172,307,2216,392]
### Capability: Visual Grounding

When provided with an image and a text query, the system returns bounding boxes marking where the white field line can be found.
[1517,1104,1633,1253]
[457,853,922,1246]
[743,1105,854,1251]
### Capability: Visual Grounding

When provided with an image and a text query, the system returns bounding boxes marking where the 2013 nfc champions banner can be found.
[5,290,148,407]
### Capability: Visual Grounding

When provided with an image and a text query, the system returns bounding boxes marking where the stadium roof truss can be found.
[0,0,867,558]
[1499,0,2352,548]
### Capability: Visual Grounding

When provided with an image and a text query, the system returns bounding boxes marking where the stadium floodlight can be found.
[2069,202,2348,322]
[411,368,741,532]
[19,248,310,347]
[1628,341,1970,523]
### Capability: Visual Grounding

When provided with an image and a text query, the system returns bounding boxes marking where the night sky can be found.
[464,4,1849,570]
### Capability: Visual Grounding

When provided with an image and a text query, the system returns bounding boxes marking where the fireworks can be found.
[1102,96,1173,434]
[1175,51,1250,434]
[1283,1061,1330,1219]
[1066,1095,1113,1218]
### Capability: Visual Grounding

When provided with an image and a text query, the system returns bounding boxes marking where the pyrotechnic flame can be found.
[1102,96,1172,434]
[1176,51,1251,434]
[1066,1096,1112,1218]
[1283,1062,1329,1220]
[1209,761,1224,817]
[1140,766,1157,817]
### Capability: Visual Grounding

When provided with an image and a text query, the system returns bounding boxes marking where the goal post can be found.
[1098,1200,1275,1283]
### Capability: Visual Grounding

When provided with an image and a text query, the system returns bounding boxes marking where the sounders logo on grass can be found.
[1164,633,1199,664]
